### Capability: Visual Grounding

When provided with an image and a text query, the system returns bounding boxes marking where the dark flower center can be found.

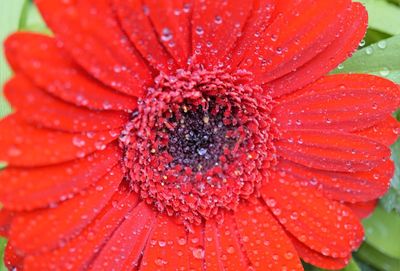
[120,67,279,226]
[167,102,239,172]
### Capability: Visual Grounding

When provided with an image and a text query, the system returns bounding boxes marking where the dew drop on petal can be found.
[192,246,205,259]
[72,136,86,147]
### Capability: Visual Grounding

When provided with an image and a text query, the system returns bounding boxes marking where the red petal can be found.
[186,224,206,271]
[35,0,153,96]
[4,244,24,271]
[9,165,123,254]
[143,0,191,66]
[0,115,119,167]
[4,33,137,111]
[191,0,253,67]
[112,0,178,72]
[274,74,400,132]
[345,200,378,219]
[277,159,393,203]
[204,221,224,270]
[0,210,13,237]
[89,202,156,270]
[5,75,129,132]
[356,116,400,147]
[140,215,191,271]
[23,191,139,271]
[261,172,364,258]
[235,200,303,270]
[0,143,121,210]
[226,0,276,67]
[291,235,350,270]
[276,129,390,172]
[204,215,251,270]
[266,2,367,97]
[239,0,354,86]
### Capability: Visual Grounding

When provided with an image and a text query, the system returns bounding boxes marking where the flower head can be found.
[0,0,399,270]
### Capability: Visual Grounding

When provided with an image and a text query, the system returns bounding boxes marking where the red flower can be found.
[0,0,399,270]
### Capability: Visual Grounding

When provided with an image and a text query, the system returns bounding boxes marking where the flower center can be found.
[120,67,279,226]
[167,101,239,172]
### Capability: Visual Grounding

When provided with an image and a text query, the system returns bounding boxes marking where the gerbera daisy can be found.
[1,0,399,270]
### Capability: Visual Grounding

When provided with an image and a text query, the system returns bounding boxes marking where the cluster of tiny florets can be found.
[120,66,279,225]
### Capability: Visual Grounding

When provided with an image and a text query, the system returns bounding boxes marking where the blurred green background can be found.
[1,0,400,270]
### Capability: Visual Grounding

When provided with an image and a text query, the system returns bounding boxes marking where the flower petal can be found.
[345,200,378,219]
[23,191,139,271]
[35,0,153,96]
[356,116,400,147]
[277,159,393,202]
[186,225,206,271]
[266,2,367,97]
[236,0,352,83]
[89,202,156,270]
[9,165,123,254]
[4,244,24,271]
[0,115,119,167]
[5,75,129,132]
[140,215,193,271]
[5,33,137,111]
[0,210,13,237]
[226,0,276,67]
[274,74,400,132]
[276,129,390,172]
[143,0,191,65]
[290,234,350,270]
[204,215,251,270]
[191,0,253,67]
[0,143,121,210]
[234,200,303,270]
[112,0,178,72]
[261,172,364,258]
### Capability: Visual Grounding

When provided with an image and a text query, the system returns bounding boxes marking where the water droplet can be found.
[72,136,86,147]
[377,40,387,49]
[102,101,112,110]
[197,148,207,156]
[195,26,204,36]
[192,246,205,259]
[95,141,106,151]
[365,47,373,55]
[379,67,390,77]
[214,15,223,24]
[227,246,235,254]
[161,28,173,42]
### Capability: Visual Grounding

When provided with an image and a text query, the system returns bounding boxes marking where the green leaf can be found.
[0,238,6,271]
[381,187,400,214]
[357,0,400,35]
[387,0,400,7]
[0,0,27,118]
[331,35,400,83]
[363,28,391,47]
[19,0,50,33]
[354,259,379,271]
[342,259,362,271]
[355,243,400,271]
[381,137,400,214]
[362,206,400,259]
